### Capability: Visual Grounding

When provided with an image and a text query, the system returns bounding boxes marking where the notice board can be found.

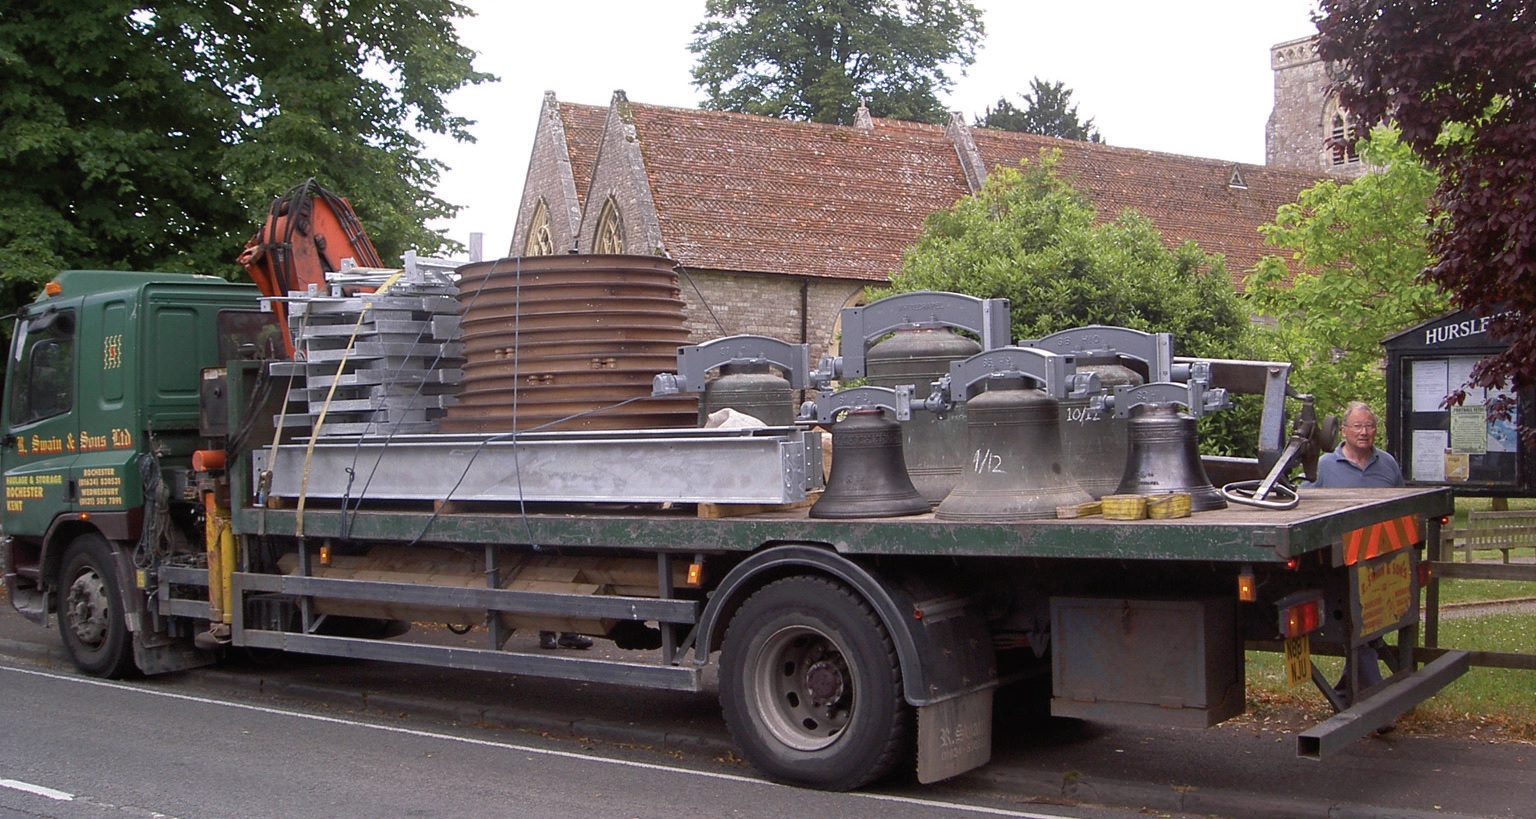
[1383,309,1533,496]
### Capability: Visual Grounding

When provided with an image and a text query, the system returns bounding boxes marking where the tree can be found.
[881,152,1259,454]
[0,0,490,316]
[689,0,984,125]
[976,78,1103,143]
[1247,128,1449,416]
[888,152,1247,353]
[1316,0,1536,413]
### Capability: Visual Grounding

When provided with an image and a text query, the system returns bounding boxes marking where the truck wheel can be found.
[57,534,136,678]
[719,575,910,790]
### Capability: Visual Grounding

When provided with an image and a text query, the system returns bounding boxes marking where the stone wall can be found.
[1266,36,1367,179]
[677,267,868,364]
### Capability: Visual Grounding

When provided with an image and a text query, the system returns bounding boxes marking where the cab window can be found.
[9,310,76,426]
[217,309,285,362]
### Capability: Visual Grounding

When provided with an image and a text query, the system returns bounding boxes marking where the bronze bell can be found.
[1115,403,1227,511]
[935,385,1093,522]
[867,326,981,504]
[700,361,795,426]
[1058,362,1143,499]
[810,408,930,519]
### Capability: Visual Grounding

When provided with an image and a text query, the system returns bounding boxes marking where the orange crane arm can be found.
[237,179,384,357]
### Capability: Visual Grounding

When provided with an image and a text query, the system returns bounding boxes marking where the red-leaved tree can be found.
[1316,0,1536,412]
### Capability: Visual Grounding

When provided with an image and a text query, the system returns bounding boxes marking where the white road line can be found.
[0,777,74,801]
[1,664,1070,818]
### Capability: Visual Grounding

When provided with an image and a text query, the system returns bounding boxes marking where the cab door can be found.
[2,302,82,538]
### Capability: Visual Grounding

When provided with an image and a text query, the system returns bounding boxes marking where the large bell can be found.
[1059,363,1143,499]
[810,408,930,519]
[867,326,980,504]
[935,385,1093,522]
[699,361,796,426]
[1114,404,1227,511]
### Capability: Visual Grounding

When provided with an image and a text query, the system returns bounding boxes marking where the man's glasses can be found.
[1344,423,1377,431]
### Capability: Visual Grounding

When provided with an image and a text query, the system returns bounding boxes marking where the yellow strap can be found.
[295,272,404,537]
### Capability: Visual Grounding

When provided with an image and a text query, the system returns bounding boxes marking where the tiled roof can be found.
[969,129,1322,284]
[577,99,1320,287]
[626,103,971,282]
[557,102,607,215]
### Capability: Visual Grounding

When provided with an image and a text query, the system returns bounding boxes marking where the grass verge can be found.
[1245,610,1536,744]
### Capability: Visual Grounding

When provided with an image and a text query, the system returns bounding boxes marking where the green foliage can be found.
[0,0,490,315]
[888,152,1248,354]
[689,0,984,125]
[1318,0,1536,415]
[976,78,1102,143]
[1246,128,1450,416]
[881,152,1261,455]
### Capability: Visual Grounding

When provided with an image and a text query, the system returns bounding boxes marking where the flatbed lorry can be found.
[2,265,1466,791]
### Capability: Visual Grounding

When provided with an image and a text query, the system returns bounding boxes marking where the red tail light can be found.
[1281,596,1324,638]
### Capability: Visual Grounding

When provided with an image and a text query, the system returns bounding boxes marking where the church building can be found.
[510,37,1341,361]
[1267,35,1369,179]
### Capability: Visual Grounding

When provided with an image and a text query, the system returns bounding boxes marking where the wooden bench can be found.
[1441,510,1536,563]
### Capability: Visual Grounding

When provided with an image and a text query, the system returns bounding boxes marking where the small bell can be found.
[1115,403,1227,511]
[809,408,930,519]
[699,361,795,426]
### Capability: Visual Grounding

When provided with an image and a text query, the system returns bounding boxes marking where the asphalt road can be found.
[0,607,1531,819]
[4,661,1173,819]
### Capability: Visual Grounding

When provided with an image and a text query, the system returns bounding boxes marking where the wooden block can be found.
[697,491,821,519]
[1056,501,1103,519]
[504,579,603,595]
[517,565,587,583]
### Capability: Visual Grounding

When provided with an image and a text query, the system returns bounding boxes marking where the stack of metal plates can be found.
[271,272,465,436]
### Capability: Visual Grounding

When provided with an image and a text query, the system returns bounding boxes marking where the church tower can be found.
[1266,35,1367,179]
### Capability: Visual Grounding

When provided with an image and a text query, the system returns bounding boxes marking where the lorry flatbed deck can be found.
[238,486,1451,563]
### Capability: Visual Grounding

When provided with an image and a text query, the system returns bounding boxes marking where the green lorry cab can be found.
[2,271,266,669]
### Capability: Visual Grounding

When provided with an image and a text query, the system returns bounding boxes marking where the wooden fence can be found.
[1421,510,1536,670]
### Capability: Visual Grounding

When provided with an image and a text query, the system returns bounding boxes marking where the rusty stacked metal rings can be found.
[439,254,699,433]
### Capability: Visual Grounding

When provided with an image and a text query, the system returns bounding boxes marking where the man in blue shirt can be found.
[1310,402,1405,488]
[1306,401,1403,703]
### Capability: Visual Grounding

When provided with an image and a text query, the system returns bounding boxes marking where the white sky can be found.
[423,0,1322,258]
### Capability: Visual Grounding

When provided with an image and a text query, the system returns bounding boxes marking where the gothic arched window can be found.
[594,198,624,254]
[1327,104,1361,166]
[524,200,555,256]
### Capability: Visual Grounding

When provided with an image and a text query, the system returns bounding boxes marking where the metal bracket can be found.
[801,385,914,424]
[1101,380,1231,419]
[652,334,812,396]
[946,346,1094,401]
[1024,325,1173,382]
[834,291,1011,382]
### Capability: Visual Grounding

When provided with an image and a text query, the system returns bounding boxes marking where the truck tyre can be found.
[57,533,136,678]
[719,575,910,790]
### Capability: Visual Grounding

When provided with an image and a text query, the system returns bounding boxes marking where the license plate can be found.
[1284,634,1311,687]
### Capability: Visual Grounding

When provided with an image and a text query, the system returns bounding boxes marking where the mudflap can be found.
[917,687,993,784]
[865,563,998,783]
[133,634,217,675]
[4,573,49,625]
[132,613,217,675]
